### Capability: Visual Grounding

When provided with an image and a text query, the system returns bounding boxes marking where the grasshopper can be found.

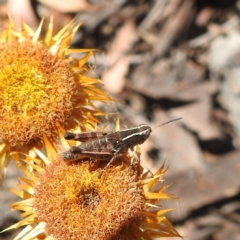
[62,118,182,178]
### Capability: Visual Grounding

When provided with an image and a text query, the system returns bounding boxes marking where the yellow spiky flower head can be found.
[2,149,181,240]
[0,17,112,177]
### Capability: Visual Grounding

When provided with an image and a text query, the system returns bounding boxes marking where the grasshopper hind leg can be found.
[98,154,124,179]
[98,149,140,179]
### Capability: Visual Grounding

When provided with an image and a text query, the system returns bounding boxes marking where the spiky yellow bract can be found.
[3,151,181,240]
[0,17,112,177]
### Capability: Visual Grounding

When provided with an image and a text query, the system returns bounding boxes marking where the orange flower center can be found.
[0,40,77,145]
[33,157,145,240]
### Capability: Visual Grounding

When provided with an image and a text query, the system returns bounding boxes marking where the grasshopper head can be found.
[138,124,152,144]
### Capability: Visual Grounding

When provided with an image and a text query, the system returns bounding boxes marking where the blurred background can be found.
[1,0,240,239]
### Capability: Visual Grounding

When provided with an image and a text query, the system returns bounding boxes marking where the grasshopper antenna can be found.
[153,117,182,130]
